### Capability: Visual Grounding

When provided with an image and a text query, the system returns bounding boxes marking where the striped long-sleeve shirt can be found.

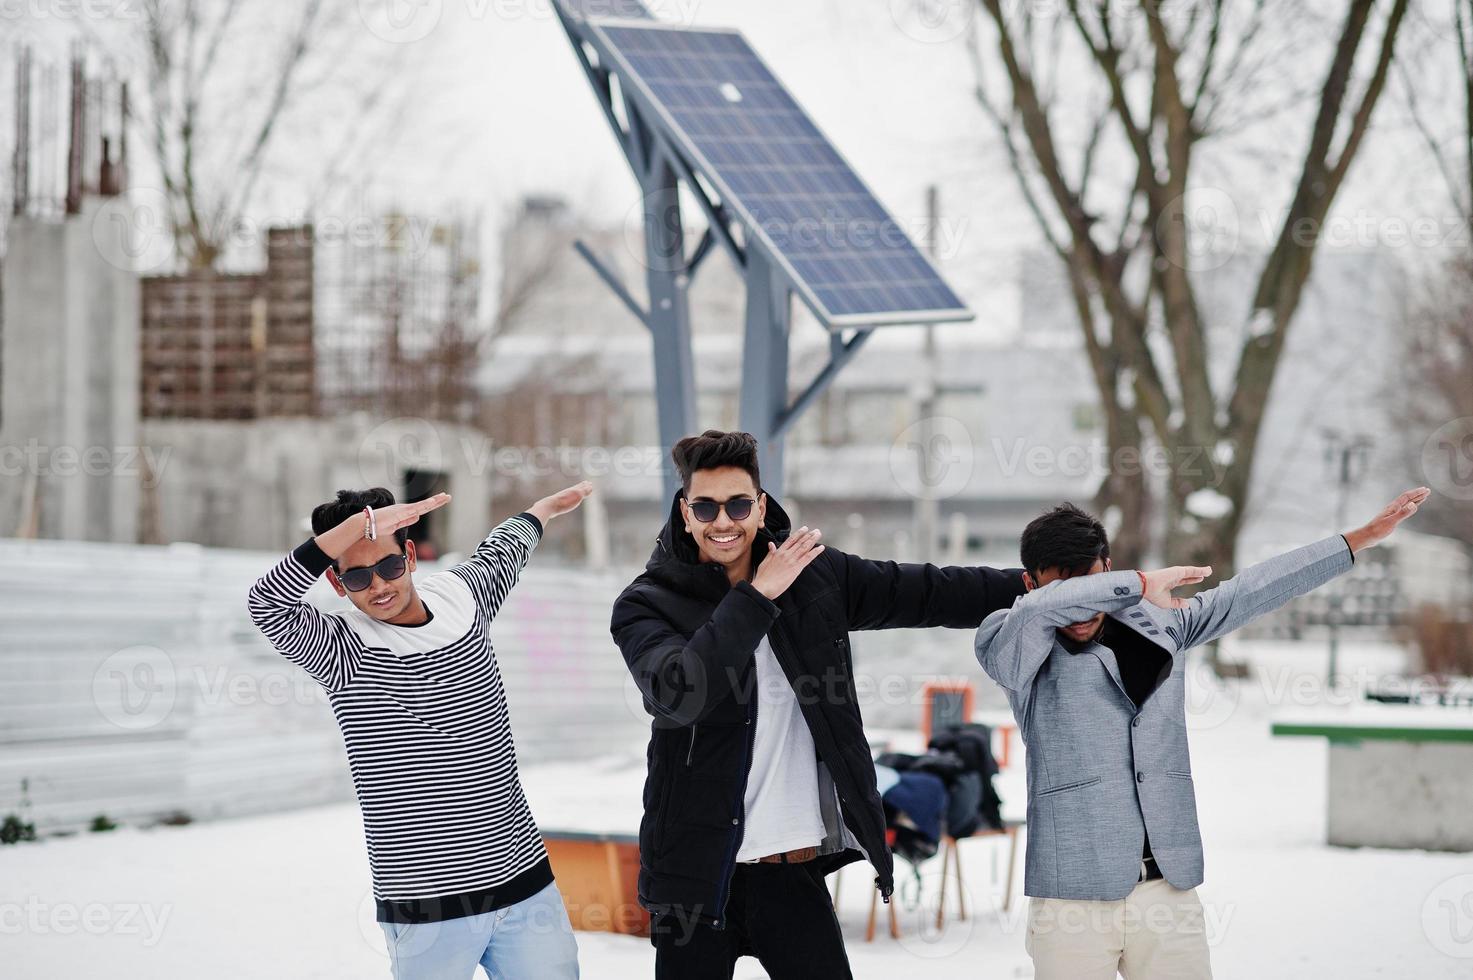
[246,513,551,924]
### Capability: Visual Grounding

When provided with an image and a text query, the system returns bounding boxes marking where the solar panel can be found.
[556,0,652,20]
[589,21,971,327]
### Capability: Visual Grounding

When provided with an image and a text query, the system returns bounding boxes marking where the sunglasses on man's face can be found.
[688,496,756,523]
[337,553,408,592]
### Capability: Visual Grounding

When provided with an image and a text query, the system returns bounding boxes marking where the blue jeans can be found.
[379,881,580,980]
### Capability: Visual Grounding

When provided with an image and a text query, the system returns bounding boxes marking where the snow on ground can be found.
[3,639,1472,978]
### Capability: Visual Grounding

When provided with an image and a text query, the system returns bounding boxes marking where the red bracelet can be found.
[1137,570,1147,594]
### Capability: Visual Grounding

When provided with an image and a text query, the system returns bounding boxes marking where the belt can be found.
[756,846,819,865]
[1138,856,1164,882]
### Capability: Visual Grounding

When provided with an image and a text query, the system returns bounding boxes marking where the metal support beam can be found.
[574,240,647,328]
[773,328,874,440]
[738,255,792,496]
[643,159,698,499]
[556,13,891,502]
[654,134,745,271]
[685,227,716,281]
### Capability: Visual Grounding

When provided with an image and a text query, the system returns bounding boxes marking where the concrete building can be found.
[0,199,140,543]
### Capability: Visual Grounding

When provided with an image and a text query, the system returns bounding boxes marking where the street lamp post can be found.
[1322,428,1373,687]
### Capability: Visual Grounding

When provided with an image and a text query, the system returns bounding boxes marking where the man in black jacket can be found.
[609,430,1025,978]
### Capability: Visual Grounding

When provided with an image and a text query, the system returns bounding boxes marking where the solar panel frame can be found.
[554,0,653,20]
[586,18,973,329]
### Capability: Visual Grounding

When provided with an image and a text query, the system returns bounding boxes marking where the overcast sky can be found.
[6,0,1466,345]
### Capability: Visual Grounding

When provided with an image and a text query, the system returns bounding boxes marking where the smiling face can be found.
[1025,557,1112,643]
[681,465,766,576]
[327,535,420,623]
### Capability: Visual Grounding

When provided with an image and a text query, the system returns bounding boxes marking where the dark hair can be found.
[1019,502,1110,576]
[311,488,408,561]
[671,430,761,494]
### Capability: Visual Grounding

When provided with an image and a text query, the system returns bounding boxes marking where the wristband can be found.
[363,506,377,541]
[1137,570,1147,594]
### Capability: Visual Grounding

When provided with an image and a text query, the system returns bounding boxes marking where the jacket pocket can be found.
[649,742,678,856]
[1037,775,1102,797]
[1165,769,1193,780]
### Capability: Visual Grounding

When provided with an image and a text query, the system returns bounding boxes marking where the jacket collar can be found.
[1060,605,1177,706]
[642,487,793,601]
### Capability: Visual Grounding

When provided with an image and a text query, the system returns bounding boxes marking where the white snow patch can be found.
[1186,487,1236,520]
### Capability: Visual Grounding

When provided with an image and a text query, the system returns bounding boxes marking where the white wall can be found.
[0,533,1007,833]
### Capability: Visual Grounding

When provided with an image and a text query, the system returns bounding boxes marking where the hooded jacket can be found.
[609,489,1025,928]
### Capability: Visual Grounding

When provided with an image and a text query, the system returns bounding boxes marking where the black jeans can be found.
[651,861,855,980]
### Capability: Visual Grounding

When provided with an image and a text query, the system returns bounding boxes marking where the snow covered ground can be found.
[4,639,1472,978]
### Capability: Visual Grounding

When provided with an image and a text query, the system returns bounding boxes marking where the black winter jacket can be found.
[609,490,1025,928]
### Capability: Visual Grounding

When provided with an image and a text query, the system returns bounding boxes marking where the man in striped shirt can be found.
[247,482,592,979]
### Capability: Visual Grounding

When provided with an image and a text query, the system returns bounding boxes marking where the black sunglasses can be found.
[688,496,756,523]
[337,553,408,592]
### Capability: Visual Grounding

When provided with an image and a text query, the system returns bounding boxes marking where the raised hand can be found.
[1140,565,1214,610]
[750,526,825,600]
[1343,486,1431,553]
[374,493,453,538]
[315,492,452,560]
[528,481,594,526]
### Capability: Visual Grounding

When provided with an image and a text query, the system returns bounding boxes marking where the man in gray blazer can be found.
[975,487,1430,979]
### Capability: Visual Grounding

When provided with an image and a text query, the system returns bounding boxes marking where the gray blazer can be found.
[975,535,1352,900]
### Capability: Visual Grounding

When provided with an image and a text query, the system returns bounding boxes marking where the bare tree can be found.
[136,0,411,269]
[420,204,573,425]
[964,0,1409,586]
[1392,0,1473,549]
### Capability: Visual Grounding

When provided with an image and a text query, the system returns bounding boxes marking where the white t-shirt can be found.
[735,636,826,862]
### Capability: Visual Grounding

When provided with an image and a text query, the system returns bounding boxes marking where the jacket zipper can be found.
[713,676,758,929]
[787,622,892,903]
[686,724,697,766]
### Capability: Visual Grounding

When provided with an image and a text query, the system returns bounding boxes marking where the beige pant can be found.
[1025,878,1213,980]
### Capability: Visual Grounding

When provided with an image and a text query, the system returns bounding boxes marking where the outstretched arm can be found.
[834,549,1027,631]
[1171,487,1430,650]
[451,481,592,621]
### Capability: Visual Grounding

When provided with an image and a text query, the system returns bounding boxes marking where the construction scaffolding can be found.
[4,44,127,232]
[314,214,484,424]
[139,228,315,420]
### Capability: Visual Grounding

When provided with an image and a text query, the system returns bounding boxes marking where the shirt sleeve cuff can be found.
[1341,533,1355,565]
[514,512,544,539]
[292,537,335,577]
